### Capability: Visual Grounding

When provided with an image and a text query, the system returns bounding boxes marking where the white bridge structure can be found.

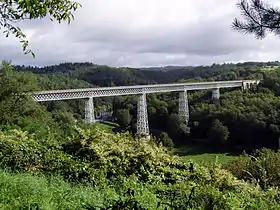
[32,80,259,135]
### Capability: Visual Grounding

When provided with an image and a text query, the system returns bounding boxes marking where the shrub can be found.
[154,167,280,210]
[1,128,280,209]
[64,126,184,182]
[0,129,93,182]
[159,132,174,148]
[150,130,174,148]
[0,127,188,183]
[224,149,280,189]
[208,119,229,146]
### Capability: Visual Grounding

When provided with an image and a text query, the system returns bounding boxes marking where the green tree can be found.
[208,119,230,146]
[0,0,81,55]
[52,110,76,136]
[233,0,280,38]
[115,109,132,131]
[158,132,174,147]
[167,114,189,144]
[0,61,52,134]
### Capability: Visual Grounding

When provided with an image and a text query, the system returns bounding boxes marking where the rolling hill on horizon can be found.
[14,61,280,89]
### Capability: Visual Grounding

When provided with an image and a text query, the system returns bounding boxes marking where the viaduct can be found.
[32,80,260,135]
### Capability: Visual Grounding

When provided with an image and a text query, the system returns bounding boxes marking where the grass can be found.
[94,122,117,133]
[0,170,117,210]
[0,170,162,210]
[174,143,239,165]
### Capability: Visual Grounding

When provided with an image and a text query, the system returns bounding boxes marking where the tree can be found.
[167,114,189,144]
[208,119,230,146]
[0,61,53,134]
[114,109,132,131]
[233,0,280,39]
[0,0,81,56]
[158,132,174,147]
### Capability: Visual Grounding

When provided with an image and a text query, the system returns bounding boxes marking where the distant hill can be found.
[14,61,280,88]
[139,66,190,72]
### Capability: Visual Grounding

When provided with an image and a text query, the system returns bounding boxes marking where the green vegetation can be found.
[233,0,280,39]
[95,122,116,133]
[175,144,238,166]
[1,129,280,210]
[1,61,280,209]
[224,149,280,189]
[0,170,106,210]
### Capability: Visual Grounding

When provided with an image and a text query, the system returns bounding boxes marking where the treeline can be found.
[15,61,273,86]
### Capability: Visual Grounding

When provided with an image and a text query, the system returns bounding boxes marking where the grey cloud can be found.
[0,0,279,67]
[73,14,262,57]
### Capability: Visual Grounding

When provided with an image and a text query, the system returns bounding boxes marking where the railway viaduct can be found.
[32,80,259,135]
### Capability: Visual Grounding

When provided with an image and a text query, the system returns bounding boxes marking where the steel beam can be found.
[85,97,95,123]
[212,88,220,101]
[178,90,189,125]
[137,93,149,135]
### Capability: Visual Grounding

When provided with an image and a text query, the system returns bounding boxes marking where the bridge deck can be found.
[32,80,259,102]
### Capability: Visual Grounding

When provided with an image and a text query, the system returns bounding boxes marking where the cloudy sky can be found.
[0,0,280,67]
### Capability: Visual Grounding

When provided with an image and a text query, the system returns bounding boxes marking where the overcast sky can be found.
[0,0,279,67]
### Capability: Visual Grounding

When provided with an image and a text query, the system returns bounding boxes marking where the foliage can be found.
[158,132,175,148]
[64,126,183,182]
[191,90,280,149]
[0,126,185,183]
[1,163,280,209]
[0,0,81,55]
[0,169,119,210]
[51,110,76,136]
[0,61,53,136]
[224,149,280,189]
[233,0,280,39]
[208,119,230,146]
[114,109,132,131]
[0,129,87,181]
[15,61,270,86]
[0,124,280,209]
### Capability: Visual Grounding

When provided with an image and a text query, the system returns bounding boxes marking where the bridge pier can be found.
[85,97,95,123]
[178,90,189,125]
[242,81,247,90]
[137,93,149,135]
[212,88,220,102]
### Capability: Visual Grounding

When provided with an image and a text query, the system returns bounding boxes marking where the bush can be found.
[208,119,229,146]
[150,130,174,148]
[0,129,94,182]
[224,149,280,189]
[159,132,175,148]
[1,168,280,210]
[64,126,183,182]
[1,128,280,209]
[0,127,186,183]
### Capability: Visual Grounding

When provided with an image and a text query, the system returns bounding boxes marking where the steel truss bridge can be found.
[32,80,260,135]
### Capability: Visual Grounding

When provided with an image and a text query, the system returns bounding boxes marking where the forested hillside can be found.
[16,61,275,86]
[15,61,280,149]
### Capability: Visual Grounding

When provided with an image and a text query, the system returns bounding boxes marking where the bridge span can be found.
[32,80,260,135]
